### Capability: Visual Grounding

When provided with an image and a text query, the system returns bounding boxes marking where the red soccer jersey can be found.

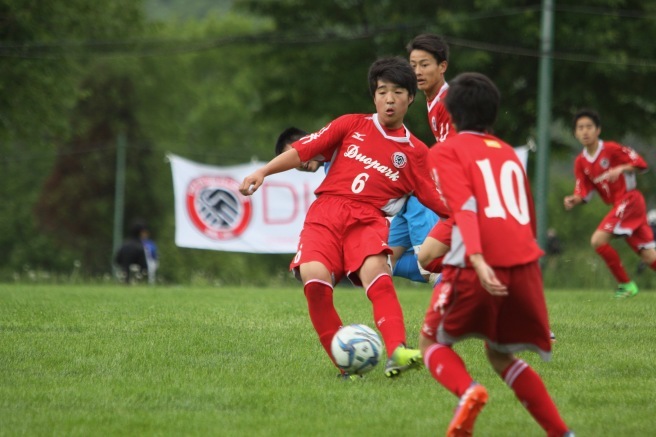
[573,140,648,205]
[429,131,543,267]
[427,83,455,144]
[292,113,448,218]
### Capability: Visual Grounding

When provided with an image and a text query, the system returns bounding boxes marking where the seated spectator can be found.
[114,222,148,284]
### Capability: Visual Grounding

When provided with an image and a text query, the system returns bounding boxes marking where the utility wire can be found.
[2,24,656,69]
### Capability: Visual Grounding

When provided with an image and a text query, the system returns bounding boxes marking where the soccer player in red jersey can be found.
[421,72,573,437]
[407,33,454,144]
[407,34,454,278]
[240,57,448,379]
[564,109,656,298]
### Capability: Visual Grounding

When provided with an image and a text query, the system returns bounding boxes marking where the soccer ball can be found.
[331,324,383,375]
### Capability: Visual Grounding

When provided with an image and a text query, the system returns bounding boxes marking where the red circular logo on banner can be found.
[186,176,252,240]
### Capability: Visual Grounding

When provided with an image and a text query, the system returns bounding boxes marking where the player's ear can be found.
[409,93,414,106]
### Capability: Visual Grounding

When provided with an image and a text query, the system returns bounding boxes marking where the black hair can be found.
[129,220,147,239]
[572,109,601,130]
[368,56,417,98]
[444,72,500,133]
[406,33,449,64]
[274,127,308,156]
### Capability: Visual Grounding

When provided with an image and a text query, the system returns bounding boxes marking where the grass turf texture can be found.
[1,284,655,436]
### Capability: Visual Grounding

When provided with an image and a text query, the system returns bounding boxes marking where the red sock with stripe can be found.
[304,280,343,366]
[595,243,630,283]
[366,274,405,354]
[424,343,473,397]
[502,359,569,437]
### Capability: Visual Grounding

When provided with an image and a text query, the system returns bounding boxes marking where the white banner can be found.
[514,145,529,170]
[169,154,325,253]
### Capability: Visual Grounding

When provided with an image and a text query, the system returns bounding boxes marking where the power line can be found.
[2,24,655,70]
[554,5,654,19]
[445,36,656,69]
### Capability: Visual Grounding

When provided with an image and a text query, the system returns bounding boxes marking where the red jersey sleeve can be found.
[411,142,449,218]
[610,141,648,172]
[573,155,595,202]
[291,115,354,163]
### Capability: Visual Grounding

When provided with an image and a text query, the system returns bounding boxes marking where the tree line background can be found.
[2,0,655,288]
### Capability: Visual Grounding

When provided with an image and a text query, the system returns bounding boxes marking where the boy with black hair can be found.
[422,72,573,436]
[241,57,448,379]
[274,127,323,173]
[404,33,455,281]
[564,109,656,297]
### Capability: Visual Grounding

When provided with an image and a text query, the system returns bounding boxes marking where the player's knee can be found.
[417,250,431,269]
[640,247,656,265]
[418,334,435,356]
[485,347,513,375]
[590,233,606,249]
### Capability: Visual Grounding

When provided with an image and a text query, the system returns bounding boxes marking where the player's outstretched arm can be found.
[239,148,303,196]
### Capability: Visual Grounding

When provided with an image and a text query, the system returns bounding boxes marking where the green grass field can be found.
[1,284,655,436]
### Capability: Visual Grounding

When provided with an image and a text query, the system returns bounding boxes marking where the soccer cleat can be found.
[614,281,639,298]
[550,330,556,344]
[384,345,422,378]
[562,432,576,437]
[446,384,489,437]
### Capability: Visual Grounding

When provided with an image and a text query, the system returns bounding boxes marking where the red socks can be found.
[423,347,570,436]
[424,343,473,397]
[303,280,342,365]
[365,274,406,353]
[595,243,630,283]
[651,259,656,271]
[502,359,569,437]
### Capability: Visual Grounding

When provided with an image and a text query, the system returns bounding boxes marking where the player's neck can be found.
[583,140,599,155]
[424,78,445,101]
[381,121,405,132]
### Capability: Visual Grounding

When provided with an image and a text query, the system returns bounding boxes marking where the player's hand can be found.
[470,254,508,296]
[563,195,581,210]
[239,171,265,196]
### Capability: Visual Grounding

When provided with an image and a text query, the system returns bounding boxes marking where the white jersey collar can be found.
[427,82,450,112]
[582,140,604,162]
[371,114,412,144]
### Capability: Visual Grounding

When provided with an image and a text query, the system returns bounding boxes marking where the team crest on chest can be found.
[392,152,407,169]
[431,116,437,132]
[600,158,610,169]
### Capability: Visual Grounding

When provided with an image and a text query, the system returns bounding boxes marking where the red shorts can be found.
[426,217,454,247]
[421,262,552,361]
[290,195,392,286]
[598,190,655,252]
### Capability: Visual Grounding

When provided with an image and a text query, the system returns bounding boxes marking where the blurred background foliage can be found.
[1,0,655,288]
